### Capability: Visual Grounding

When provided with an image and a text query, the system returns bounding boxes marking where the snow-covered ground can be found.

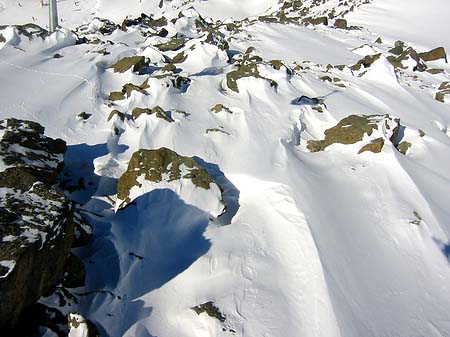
[347,0,450,52]
[1,1,450,337]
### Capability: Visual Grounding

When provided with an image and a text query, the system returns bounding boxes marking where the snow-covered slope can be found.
[1,1,450,337]
[347,0,450,52]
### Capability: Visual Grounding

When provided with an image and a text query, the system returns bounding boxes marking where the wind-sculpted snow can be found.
[1,0,450,337]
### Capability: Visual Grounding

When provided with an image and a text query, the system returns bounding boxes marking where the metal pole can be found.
[49,0,58,33]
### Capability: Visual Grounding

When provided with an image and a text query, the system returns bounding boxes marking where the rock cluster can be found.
[0,119,73,329]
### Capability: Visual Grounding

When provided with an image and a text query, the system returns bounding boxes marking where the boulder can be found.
[116,148,225,216]
[0,119,73,329]
[334,18,348,29]
[307,114,401,154]
[419,47,447,63]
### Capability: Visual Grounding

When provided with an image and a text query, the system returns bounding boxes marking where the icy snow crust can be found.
[1,0,450,337]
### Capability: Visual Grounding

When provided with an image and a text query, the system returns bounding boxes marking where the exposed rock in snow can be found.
[68,313,99,337]
[0,119,74,329]
[116,147,225,216]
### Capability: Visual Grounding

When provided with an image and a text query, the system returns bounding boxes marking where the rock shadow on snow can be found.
[193,156,240,225]
[61,143,127,203]
[433,238,450,265]
[112,188,212,299]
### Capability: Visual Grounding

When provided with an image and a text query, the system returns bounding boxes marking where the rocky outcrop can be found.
[116,148,225,216]
[307,114,402,154]
[0,119,74,329]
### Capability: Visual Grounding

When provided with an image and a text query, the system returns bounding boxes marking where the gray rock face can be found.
[0,118,74,329]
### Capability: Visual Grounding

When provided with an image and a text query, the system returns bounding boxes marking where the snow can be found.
[118,170,225,217]
[1,1,450,337]
[68,313,89,337]
[347,0,450,52]
[0,260,16,278]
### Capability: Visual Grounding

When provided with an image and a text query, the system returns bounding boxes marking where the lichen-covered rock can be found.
[0,119,74,329]
[334,18,348,29]
[387,45,427,71]
[132,106,175,122]
[109,79,150,101]
[397,141,412,155]
[121,13,168,31]
[418,47,447,63]
[109,56,148,74]
[435,82,450,103]
[351,53,381,71]
[192,302,226,322]
[0,119,66,190]
[116,148,225,216]
[307,114,401,154]
[225,49,279,93]
[155,38,186,52]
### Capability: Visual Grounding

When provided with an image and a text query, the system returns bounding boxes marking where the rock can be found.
[155,38,186,52]
[109,79,149,102]
[68,313,99,337]
[351,53,381,71]
[77,112,92,121]
[132,106,174,122]
[192,302,226,322]
[387,46,427,71]
[435,82,450,103]
[397,141,412,155]
[109,56,148,74]
[334,18,348,29]
[419,47,447,63]
[62,253,86,288]
[107,109,126,122]
[121,13,168,31]
[0,119,74,329]
[76,18,119,36]
[358,138,384,154]
[389,40,406,56]
[303,16,328,26]
[116,148,225,216]
[172,51,187,63]
[6,303,68,337]
[307,114,401,154]
[72,211,93,248]
[210,104,233,114]
[0,118,66,190]
[225,50,278,93]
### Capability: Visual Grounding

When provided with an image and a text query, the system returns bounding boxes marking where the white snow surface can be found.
[0,260,16,278]
[1,1,450,337]
[347,0,450,52]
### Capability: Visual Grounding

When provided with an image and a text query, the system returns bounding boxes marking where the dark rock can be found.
[72,211,93,248]
[334,18,348,29]
[62,253,86,288]
[0,119,73,329]
[192,302,226,323]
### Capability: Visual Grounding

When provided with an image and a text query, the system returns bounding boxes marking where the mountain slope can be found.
[1,1,450,337]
